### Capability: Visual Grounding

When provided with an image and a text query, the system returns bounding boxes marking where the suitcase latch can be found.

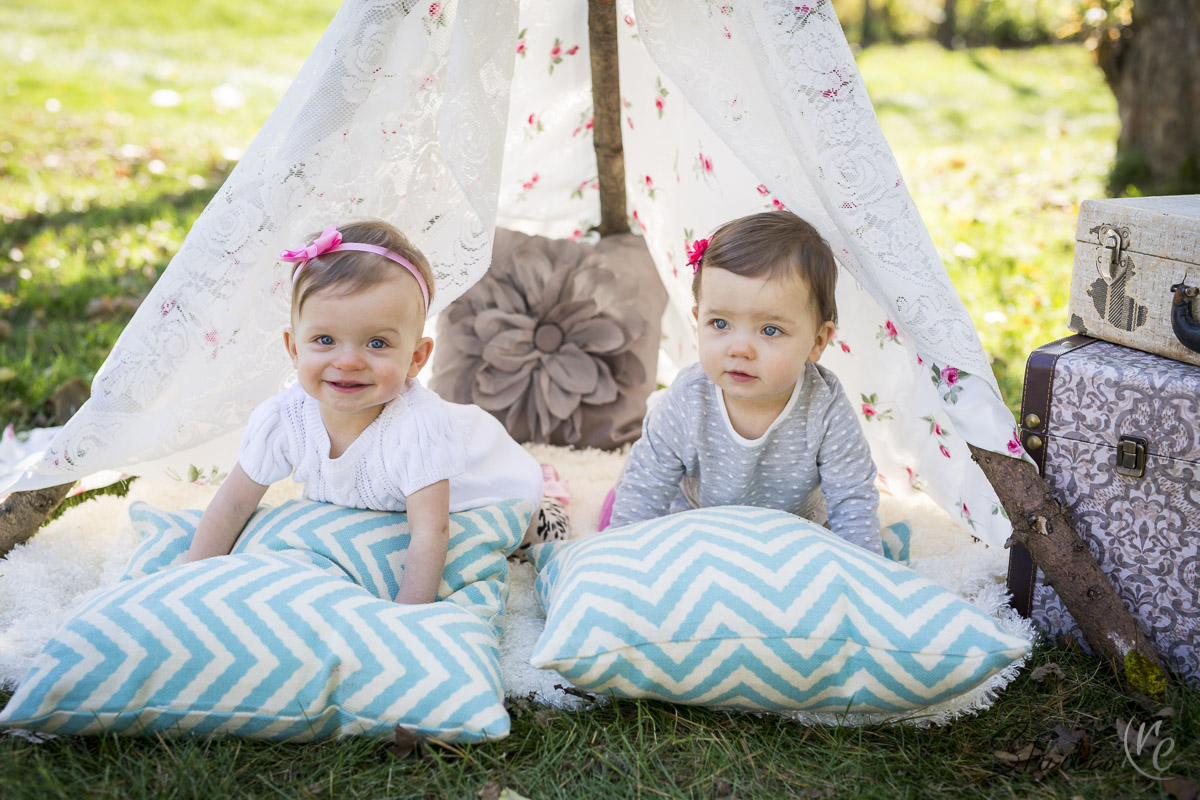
[1115,435,1148,478]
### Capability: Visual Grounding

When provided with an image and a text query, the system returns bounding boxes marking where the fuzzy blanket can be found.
[0,444,1031,726]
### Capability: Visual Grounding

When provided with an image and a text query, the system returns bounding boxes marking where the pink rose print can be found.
[655,96,664,114]
[876,319,901,348]
[885,320,898,338]
[700,153,713,172]
[204,329,219,346]
[931,363,969,404]
[905,467,916,485]
[939,444,951,459]
[772,197,787,210]
[840,341,851,353]
[516,27,528,57]
[961,503,971,518]
[1006,431,1023,457]
[160,298,177,316]
[624,14,634,25]
[859,393,892,421]
[521,173,540,191]
[756,184,770,195]
[548,38,577,73]
[429,2,440,15]
[569,229,583,242]
[655,76,669,118]
[632,209,646,231]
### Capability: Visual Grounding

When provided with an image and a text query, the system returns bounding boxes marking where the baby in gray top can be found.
[607,210,881,554]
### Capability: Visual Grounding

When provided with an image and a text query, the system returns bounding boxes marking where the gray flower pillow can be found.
[430,229,666,450]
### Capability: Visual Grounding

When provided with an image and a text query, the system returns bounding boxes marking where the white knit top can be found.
[239,380,543,512]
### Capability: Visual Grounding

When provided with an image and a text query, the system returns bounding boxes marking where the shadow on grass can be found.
[0,183,223,249]
[967,49,1038,97]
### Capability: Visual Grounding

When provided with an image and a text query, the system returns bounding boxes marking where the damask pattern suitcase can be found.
[1009,334,1200,684]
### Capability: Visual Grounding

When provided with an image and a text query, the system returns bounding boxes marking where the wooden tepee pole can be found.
[587,0,630,237]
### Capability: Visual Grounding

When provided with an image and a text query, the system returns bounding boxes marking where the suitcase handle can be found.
[1170,281,1200,353]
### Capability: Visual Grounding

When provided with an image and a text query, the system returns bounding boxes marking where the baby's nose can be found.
[728,335,755,358]
[332,346,365,369]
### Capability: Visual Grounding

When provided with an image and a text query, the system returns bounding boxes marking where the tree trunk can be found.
[967,445,1168,695]
[587,0,630,237]
[1095,0,1200,191]
[860,0,876,48]
[0,377,89,557]
[936,0,957,49]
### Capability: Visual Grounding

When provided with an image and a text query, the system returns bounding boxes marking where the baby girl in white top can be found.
[187,220,544,603]
[607,211,882,555]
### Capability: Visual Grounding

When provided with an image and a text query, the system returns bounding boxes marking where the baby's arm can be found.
[186,464,270,562]
[816,382,883,555]
[393,479,450,605]
[608,399,688,529]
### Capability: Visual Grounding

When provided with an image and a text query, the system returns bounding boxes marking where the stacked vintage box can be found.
[1010,195,1200,685]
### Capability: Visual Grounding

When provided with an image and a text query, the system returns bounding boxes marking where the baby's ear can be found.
[807,321,837,363]
[408,336,434,378]
[283,328,298,364]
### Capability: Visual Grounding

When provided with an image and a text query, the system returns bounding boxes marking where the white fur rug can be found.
[0,444,1031,726]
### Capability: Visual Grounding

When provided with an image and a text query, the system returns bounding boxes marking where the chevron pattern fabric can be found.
[0,553,510,742]
[124,499,533,636]
[530,506,1029,713]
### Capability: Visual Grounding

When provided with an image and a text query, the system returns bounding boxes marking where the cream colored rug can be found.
[0,443,1030,725]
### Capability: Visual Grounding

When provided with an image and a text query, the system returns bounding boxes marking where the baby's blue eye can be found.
[712,319,728,330]
[316,335,334,346]
[368,338,387,349]
[762,325,780,337]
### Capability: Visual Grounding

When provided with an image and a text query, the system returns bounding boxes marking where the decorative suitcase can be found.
[1009,334,1200,684]
[1068,195,1200,367]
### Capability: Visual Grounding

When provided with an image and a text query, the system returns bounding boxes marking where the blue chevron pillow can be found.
[123,499,533,636]
[529,506,1029,714]
[0,553,510,742]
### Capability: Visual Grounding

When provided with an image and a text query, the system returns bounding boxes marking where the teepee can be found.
[2,0,1026,550]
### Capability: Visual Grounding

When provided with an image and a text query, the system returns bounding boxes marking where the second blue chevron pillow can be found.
[530,506,1029,714]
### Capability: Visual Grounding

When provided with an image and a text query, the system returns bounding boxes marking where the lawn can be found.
[1,1,1196,798]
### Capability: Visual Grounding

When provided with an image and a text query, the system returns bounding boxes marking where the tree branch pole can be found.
[587,0,630,237]
[967,444,1168,694]
[0,378,89,557]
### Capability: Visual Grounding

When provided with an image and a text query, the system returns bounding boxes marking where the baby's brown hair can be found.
[290,219,435,319]
[691,210,838,325]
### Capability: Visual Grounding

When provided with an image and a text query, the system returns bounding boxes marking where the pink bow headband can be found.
[280,224,430,315]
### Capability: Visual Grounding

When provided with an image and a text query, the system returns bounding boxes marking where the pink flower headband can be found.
[280,224,430,315]
[686,237,710,273]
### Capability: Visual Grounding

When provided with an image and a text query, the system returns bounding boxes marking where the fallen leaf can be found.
[1114,718,1158,749]
[388,725,427,760]
[1165,777,1199,800]
[533,708,557,726]
[713,778,734,799]
[1155,707,1177,719]
[994,742,1043,769]
[499,790,533,800]
[1030,662,1065,682]
[478,782,503,800]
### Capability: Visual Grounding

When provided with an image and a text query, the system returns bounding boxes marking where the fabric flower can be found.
[437,235,647,445]
[686,237,709,272]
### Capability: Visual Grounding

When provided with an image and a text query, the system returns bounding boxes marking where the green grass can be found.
[2,2,1197,797]
[1,641,1197,799]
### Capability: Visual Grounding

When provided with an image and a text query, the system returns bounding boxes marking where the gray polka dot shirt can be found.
[610,361,882,554]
